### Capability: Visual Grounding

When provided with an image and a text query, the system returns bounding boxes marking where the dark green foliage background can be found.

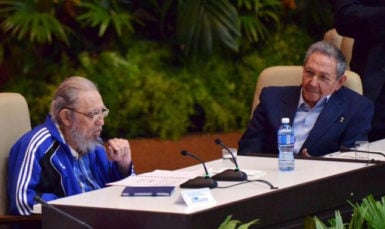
[0,0,330,139]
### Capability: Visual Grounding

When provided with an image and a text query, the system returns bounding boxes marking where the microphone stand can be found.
[212,139,248,181]
[339,146,385,158]
[35,196,93,229]
[179,150,218,189]
[212,168,248,181]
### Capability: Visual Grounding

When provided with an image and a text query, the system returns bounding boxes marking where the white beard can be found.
[69,123,100,155]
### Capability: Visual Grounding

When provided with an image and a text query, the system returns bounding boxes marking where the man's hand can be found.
[300,148,311,157]
[106,138,132,175]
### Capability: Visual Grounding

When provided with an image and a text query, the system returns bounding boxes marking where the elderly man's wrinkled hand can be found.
[106,138,132,173]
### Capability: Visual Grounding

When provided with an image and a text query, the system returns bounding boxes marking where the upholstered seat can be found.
[0,93,40,228]
[324,28,354,70]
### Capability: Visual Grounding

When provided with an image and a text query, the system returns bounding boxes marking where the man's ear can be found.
[336,74,347,90]
[59,109,72,126]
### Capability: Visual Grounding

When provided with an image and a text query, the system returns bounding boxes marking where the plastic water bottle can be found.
[277,117,295,171]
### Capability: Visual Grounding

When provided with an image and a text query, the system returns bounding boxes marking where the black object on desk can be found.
[179,150,218,189]
[212,138,248,181]
[121,186,175,197]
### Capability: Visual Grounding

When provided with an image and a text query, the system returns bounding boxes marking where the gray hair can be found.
[303,41,347,79]
[50,76,98,123]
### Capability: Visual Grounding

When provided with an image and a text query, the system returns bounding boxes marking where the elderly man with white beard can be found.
[8,76,135,216]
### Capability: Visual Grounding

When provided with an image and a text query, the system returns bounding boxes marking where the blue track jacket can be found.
[7,115,134,215]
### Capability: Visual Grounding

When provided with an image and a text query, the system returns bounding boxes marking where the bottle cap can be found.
[281,117,290,124]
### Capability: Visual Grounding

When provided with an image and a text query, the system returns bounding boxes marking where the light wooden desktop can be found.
[41,146,385,229]
[326,138,385,161]
[43,157,369,211]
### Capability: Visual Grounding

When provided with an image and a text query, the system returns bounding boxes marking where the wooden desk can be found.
[326,138,385,161]
[42,156,385,229]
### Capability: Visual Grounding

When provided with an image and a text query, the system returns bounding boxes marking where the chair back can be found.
[324,28,354,70]
[251,66,363,115]
[0,93,31,215]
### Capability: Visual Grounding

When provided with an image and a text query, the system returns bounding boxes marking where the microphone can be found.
[340,146,385,158]
[179,150,217,189]
[34,196,93,229]
[212,139,247,181]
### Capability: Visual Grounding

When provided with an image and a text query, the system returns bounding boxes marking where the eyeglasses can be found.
[303,67,337,84]
[65,107,109,121]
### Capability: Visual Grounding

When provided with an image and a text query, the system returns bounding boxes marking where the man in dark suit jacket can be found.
[332,0,385,141]
[238,41,374,156]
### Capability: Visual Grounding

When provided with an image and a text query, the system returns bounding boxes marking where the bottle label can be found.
[278,134,294,145]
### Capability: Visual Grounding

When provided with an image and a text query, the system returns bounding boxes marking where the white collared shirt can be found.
[293,91,330,154]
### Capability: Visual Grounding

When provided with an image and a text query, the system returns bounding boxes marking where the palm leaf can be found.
[218,215,258,229]
[354,195,385,228]
[314,210,347,229]
[237,0,281,43]
[177,0,240,58]
[77,2,133,37]
[0,1,68,44]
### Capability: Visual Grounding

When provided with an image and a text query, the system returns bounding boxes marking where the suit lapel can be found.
[280,87,301,125]
[303,90,345,148]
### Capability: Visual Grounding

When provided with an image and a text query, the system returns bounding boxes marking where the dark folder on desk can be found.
[121,186,175,197]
